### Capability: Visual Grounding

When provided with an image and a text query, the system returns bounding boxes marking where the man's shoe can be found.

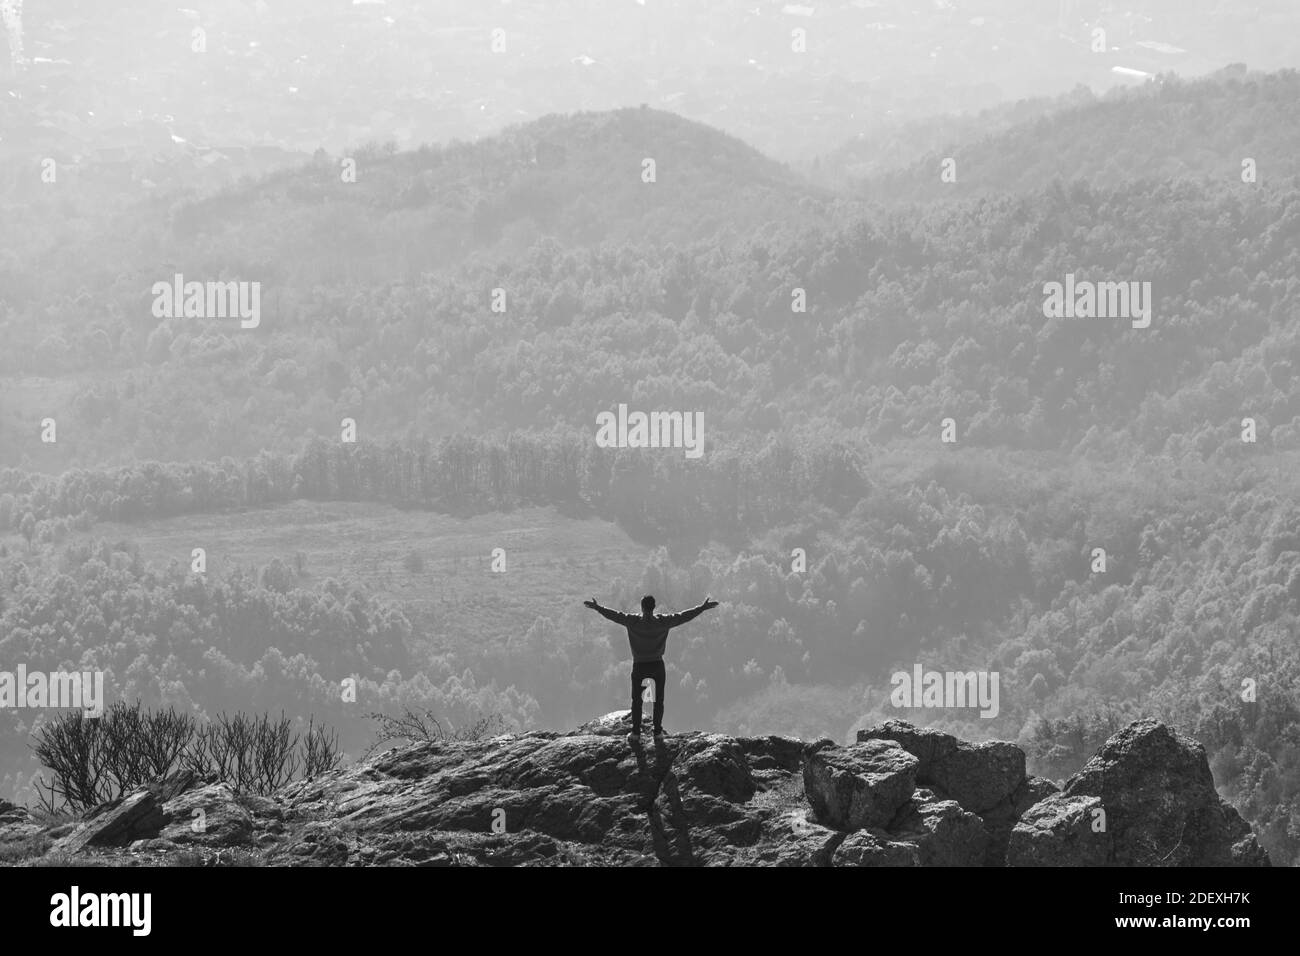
[627,731,641,746]
[653,728,666,742]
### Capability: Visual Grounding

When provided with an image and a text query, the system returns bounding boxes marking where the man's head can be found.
[641,595,655,616]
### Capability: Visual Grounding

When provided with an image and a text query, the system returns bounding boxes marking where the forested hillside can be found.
[2,70,1299,864]
[0,108,828,332]
[850,70,1300,202]
[4,170,1300,469]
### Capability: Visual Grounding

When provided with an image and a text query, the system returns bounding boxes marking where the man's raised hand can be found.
[583,598,599,610]
[701,597,720,611]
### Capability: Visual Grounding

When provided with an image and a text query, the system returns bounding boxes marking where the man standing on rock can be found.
[584,594,719,745]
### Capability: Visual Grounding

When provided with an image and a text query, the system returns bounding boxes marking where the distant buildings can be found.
[1,0,21,73]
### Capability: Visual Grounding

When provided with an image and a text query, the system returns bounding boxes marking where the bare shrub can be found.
[30,711,111,811]
[362,708,507,759]
[302,716,343,778]
[32,703,342,811]
[185,712,300,795]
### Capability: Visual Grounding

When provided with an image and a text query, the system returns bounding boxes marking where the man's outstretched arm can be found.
[664,597,720,627]
[583,598,630,624]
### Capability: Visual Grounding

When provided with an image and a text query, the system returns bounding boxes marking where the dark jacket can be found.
[593,605,707,662]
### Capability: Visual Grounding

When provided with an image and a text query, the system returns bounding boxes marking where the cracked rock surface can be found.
[0,713,1271,866]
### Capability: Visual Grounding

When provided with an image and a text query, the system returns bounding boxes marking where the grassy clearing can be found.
[62,499,655,656]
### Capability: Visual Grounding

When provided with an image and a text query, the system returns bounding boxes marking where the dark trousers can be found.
[630,659,666,733]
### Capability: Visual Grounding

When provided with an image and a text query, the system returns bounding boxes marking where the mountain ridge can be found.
[848,69,1300,202]
[4,106,833,304]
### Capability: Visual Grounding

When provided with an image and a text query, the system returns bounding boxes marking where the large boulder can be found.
[159,782,255,846]
[1057,719,1269,866]
[1007,793,1110,866]
[857,720,1025,812]
[53,789,165,855]
[802,739,918,830]
[889,790,989,866]
[857,720,960,769]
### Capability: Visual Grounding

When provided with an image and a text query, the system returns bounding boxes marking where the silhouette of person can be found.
[584,594,719,744]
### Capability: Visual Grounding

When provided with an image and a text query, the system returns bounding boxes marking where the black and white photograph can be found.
[0,0,1297,936]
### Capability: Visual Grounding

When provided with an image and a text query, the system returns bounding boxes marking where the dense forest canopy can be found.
[1,69,1299,864]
